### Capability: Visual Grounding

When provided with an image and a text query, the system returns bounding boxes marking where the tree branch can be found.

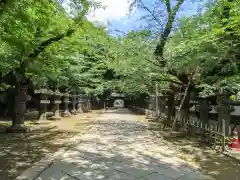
[1,27,76,83]
[172,0,184,16]
[154,0,184,59]
[161,79,183,85]
[164,0,171,14]
[28,28,75,58]
[145,58,163,68]
[19,27,76,71]
[141,3,163,27]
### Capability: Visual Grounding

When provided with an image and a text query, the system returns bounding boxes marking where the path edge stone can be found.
[223,150,240,164]
[15,114,104,180]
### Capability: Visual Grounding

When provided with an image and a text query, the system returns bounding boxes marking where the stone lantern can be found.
[215,89,231,135]
[50,90,62,120]
[34,88,52,120]
[87,98,92,112]
[76,89,84,114]
[71,91,77,115]
[62,92,71,117]
[6,84,29,133]
[76,95,83,113]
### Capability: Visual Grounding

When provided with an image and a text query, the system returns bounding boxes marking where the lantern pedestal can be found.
[6,124,29,133]
[62,93,71,117]
[77,93,84,114]
[50,91,62,120]
[71,93,77,115]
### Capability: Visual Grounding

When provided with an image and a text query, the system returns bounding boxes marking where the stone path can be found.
[21,109,204,180]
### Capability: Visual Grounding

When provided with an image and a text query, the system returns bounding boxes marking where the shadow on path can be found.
[32,109,205,180]
[0,110,103,180]
[161,135,240,180]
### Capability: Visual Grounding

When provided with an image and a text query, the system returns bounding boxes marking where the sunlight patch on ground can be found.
[0,110,103,179]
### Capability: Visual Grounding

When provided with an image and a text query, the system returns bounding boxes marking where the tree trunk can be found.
[150,95,156,117]
[163,94,174,129]
[166,94,174,126]
[159,95,166,118]
[169,81,191,135]
[199,98,209,125]
[180,91,190,123]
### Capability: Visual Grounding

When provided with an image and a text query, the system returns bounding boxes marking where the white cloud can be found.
[87,0,130,24]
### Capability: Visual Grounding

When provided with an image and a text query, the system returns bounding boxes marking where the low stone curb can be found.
[223,150,240,164]
[16,114,104,180]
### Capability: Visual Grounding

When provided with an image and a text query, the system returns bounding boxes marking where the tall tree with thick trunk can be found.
[1,0,91,132]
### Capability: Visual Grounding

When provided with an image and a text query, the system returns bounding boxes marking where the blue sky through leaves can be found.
[87,0,208,35]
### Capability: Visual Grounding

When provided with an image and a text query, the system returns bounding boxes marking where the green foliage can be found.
[1,0,240,99]
[107,30,160,95]
[108,0,240,98]
[0,0,71,72]
[0,0,114,95]
[164,0,240,95]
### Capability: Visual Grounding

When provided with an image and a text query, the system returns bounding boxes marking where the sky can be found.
[87,0,208,35]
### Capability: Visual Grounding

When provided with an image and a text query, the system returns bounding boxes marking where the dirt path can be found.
[0,110,103,180]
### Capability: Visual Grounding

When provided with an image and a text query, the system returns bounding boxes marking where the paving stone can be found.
[35,171,72,180]
[176,174,201,180]
[23,109,205,180]
[139,172,174,180]
[77,168,112,180]
[107,170,137,180]
[110,160,164,178]
[37,160,86,179]
[156,167,185,179]
[64,148,104,162]
[89,161,113,170]
[177,172,204,180]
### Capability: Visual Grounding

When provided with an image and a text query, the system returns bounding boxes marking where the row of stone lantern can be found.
[34,88,89,120]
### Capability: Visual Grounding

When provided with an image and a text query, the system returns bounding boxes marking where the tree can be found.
[129,0,205,65]
[111,0,240,134]
[0,0,95,132]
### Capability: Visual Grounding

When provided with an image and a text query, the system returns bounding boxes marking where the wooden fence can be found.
[129,105,232,151]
